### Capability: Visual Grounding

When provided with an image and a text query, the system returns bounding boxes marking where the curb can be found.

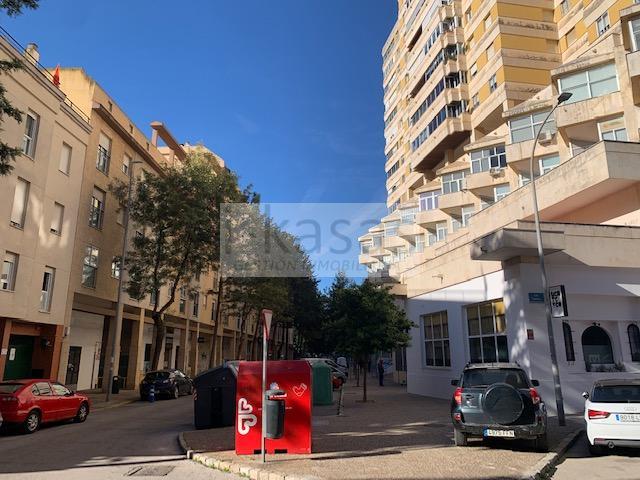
[91,398,138,412]
[177,432,194,459]
[521,428,584,480]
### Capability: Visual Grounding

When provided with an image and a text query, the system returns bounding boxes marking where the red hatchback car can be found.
[0,379,90,433]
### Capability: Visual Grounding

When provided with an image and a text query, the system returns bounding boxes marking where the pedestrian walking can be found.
[377,358,385,387]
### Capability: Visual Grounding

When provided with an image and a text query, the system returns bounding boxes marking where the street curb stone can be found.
[520,428,585,480]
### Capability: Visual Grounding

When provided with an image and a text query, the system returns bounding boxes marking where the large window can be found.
[400,207,417,225]
[558,63,618,104]
[191,292,199,317]
[582,325,614,368]
[22,111,39,158]
[470,145,506,173]
[422,311,450,367]
[628,324,640,362]
[435,222,447,242]
[179,287,187,313]
[494,184,510,202]
[96,132,111,174]
[563,322,575,362]
[59,143,72,174]
[540,154,560,175]
[466,299,508,363]
[629,17,640,52]
[419,190,440,211]
[1,252,18,291]
[441,170,468,194]
[10,178,30,228]
[385,220,399,237]
[89,187,106,229]
[596,12,610,36]
[82,246,99,288]
[111,257,121,279]
[509,110,556,143]
[599,117,628,141]
[50,202,64,235]
[40,267,55,312]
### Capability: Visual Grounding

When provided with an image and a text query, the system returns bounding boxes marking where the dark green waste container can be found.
[312,362,333,405]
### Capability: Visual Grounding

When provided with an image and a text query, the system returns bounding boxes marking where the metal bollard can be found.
[149,385,156,403]
[337,384,345,416]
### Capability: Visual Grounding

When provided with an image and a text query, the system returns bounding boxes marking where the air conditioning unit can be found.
[489,167,503,177]
[539,131,556,144]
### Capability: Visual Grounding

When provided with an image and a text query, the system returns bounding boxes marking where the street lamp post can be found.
[106,160,142,402]
[529,91,572,426]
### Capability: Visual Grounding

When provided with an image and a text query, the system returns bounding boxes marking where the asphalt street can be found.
[0,395,240,480]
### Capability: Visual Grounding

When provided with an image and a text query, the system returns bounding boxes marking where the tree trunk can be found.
[235,310,248,360]
[356,364,360,387]
[208,276,224,369]
[151,312,166,370]
[249,318,260,360]
[362,363,367,402]
[276,321,285,359]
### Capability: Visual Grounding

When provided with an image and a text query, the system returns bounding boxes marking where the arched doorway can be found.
[582,326,614,368]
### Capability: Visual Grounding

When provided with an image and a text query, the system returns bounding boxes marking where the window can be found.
[489,74,497,92]
[50,202,64,235]
[560,0,569,15]
[51,383,70,396]
[34,382,51,396]
[111,257,121,279]
[563,322,575,362]
[509,110,556,143]
[470,63,477,78]
[419,190,440,211]
[97,132,111,174]
[21,111,39,157]
[467,300,508,363]
[400,207,417,225]
[82,245,99,288]
[89,187,106,229]
[385,220,399,237]
[10,178,29,228]
[40,267,55,312]
[599,117,628,141]
[558,63,618,104]
[470,145,506,173]
[415,234,426,253]
[441,170,468,194]
[494,184,510,202]
[436,222,447,242]
[361,241,372,254]
[179,287,186,313]
[116,205,125,225]
[629,18,640,52]
[461,205,475,227]
[582,326,614,368]
[596,12,610,36]
[386,161,400,178]
[484,15,491,31]
[592,385,640,403]
[540,154,560,174]
[486,41,495,58]
[122,154,131,175]
[192,292,199,317]
[59,143,72,174]
[422,311,450,367]
[628,324,640,362]
[472,94,479,109]
[1,252,18,291]
[566,27,576,45]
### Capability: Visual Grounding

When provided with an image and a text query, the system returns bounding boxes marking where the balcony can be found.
[411,114,471,172]
[398,222,425,240]
[383,235,406,250]
[555,91,624,129]
[437,190,476,213]
[368,246,388,259]
[465,169,509,197]
[358,253,378,265]
[416,208,449,226]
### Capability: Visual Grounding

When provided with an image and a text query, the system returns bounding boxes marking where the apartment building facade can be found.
[0,32,91,383]
[361,0,640,413]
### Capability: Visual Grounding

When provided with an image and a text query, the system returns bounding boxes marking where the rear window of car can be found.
[144,371,170,381]
[592,385,640,403]
[462,369,529,389]
[0,383,24,394]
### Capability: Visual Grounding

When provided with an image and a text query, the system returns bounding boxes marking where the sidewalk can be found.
[81,389,140,411]
[181,382,583,480]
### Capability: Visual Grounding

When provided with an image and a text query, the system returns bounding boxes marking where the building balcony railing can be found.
[398,222,424,240]
[416,208,449,226]
[465,169,509,197]
[556,91,624,129]
[368,246,389,259]
[437,189,476,212]
[358,254,378,265]
[383,235,406,250]
[411,114,472,172]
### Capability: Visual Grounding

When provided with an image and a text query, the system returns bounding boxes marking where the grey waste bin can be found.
[111,376,120,394]
[193,366,237,429]
[265,389,285,439]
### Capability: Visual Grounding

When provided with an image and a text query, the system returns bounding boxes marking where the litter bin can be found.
[265,389,285,439]
[311,362,333,406]
[193,366,237,429]
[111,376,120,394]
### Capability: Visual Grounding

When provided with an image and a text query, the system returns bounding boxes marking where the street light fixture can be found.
[529,91,572,427]
[105,160,143,402]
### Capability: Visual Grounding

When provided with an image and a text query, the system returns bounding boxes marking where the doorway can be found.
[65,346,82,389]
[3,335,34,380]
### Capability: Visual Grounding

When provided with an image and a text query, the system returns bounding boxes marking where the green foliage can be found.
[0,0,38,16]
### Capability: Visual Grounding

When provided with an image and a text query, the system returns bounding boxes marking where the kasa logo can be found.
[237,398,257,435]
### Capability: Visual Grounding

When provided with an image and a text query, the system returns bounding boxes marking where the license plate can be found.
[484,429,515,438]
[616,414,640,423]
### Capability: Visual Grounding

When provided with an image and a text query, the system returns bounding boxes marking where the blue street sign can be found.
[528,292,545,303]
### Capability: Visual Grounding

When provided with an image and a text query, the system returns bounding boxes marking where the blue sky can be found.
[2,0,396,283]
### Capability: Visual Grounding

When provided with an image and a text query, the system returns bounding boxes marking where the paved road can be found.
[552,432,640,480]
[0,396,240,480]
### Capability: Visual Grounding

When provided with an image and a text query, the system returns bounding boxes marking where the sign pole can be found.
[260,309,272,464]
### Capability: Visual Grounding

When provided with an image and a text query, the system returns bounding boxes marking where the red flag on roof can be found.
[52,64,60,87]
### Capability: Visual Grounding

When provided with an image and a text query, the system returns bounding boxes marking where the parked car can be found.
[139,369,193,400]
[0,379,90,434]
[450,363,548,451]
[583,378,640,455]
[303,358,347,388]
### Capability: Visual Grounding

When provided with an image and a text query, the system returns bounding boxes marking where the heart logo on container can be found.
[237,397,257,435]
[292,383,308,397]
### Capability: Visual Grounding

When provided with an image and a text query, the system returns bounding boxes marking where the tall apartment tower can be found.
[360,0,640,412]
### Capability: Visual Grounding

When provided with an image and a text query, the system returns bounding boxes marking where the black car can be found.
[450,363,548,451]
[140,369,193,400]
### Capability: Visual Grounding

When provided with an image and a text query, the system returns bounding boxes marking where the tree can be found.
[327,277,412,402]
[0,0,40,175]
[112,151,253,370]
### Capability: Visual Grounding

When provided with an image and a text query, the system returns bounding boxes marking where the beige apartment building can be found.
[361,0,640,412]
[0,32,91,383]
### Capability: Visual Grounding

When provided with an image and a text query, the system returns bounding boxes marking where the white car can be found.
[583,379,640,455]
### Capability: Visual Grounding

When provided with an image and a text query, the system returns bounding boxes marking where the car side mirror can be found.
[451,379,458,387]
[531,380,540,387]
[582,391,589,399]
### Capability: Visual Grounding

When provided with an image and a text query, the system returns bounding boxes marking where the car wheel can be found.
[454,428,468,446]
[588,443,604,456]
[532,433,548,452]
[172,386,179,399]
[75,402,89,423]
[23,410,40,434]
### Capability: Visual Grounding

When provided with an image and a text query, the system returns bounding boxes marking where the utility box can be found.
[235,360,312,454]
[193,366,237,429]
[311,362,333,406]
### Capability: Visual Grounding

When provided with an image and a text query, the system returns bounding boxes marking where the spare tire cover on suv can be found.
[482,382,524,425]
